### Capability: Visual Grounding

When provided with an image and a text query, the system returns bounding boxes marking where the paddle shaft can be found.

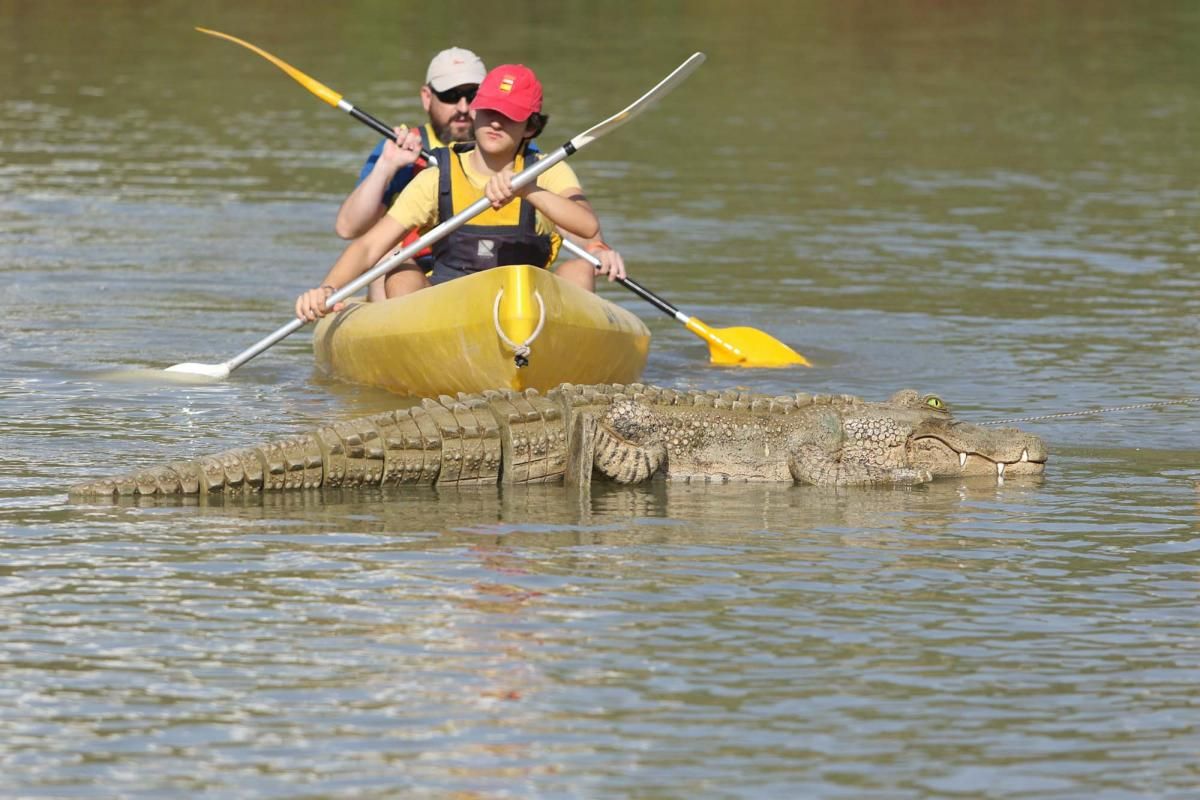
[346,108,443,165]
[558,239,683,321]
[344,103,410,145]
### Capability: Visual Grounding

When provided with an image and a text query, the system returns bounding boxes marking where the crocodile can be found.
[67,383,1047,500]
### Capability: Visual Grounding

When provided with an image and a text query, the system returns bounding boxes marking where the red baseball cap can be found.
[470,64,543,122]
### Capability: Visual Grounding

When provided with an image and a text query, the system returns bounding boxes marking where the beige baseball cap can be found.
[425,47,486,91]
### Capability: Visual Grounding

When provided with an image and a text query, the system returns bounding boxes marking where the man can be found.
[335,48,626,300]
[334,47,486,241]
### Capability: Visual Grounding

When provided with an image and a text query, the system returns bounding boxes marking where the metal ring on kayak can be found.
[492,288,546,368]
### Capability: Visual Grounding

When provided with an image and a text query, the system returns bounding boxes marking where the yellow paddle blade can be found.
[686,318,812,368]
[196,27,344,108]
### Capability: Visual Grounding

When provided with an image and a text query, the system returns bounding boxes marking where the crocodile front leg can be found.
[592,399,668,484]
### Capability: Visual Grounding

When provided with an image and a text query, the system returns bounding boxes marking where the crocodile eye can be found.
[924,396,946,410]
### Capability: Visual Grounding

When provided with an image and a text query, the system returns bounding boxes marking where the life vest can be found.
[396,125,439,258]
[413,123,440,171]
[428,143,559,286]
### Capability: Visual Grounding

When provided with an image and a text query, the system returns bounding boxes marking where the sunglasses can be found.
[430,85,478,104]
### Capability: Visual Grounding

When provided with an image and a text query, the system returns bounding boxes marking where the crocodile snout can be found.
[910,428,1047,479]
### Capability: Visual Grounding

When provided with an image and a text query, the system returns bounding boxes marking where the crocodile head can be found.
[885,389,1047,479]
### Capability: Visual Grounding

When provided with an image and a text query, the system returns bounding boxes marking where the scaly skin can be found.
[67,383,1047,500]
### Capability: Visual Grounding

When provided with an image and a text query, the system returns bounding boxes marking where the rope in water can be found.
[981,396,1200,425]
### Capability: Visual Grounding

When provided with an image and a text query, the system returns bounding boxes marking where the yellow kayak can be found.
[312,265,651,397]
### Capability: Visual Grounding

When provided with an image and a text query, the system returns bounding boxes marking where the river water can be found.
[3,2,1199,796]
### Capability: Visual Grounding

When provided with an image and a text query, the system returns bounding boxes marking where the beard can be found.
[435,114,474,144]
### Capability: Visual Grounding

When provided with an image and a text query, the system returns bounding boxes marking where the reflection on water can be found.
[4,0,1200,795]
[69,474,1047,541]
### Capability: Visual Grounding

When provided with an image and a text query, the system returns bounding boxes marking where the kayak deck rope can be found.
[492,288,546,368]
[981,396,1200,425]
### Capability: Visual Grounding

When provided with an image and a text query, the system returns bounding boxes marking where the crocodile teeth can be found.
[996,461,1006,478]
[1021,449,1029,462]
[959,452,968,468]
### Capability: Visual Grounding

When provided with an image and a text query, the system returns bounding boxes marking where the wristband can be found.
[586,241,611,254]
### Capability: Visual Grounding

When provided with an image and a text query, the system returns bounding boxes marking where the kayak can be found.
[311,264,651,397]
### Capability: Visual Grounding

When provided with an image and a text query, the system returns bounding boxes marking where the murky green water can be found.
[3,1,1199,796]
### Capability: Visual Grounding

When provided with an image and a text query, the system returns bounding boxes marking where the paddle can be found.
[558,240,810,367]
[194,28,427,156]
[191,29,808,369]
[166,45,705,379]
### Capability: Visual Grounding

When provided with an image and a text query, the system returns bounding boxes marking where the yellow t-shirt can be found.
[386,150,582,237]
